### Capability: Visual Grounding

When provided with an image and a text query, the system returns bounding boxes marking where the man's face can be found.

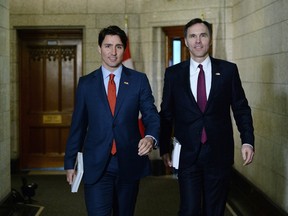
[98,35,124,71]
[184,23,211,63]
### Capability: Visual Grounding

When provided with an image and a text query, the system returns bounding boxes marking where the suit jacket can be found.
[159,57,254,168]
[64,65,160,184]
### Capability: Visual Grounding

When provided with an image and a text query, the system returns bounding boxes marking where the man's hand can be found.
[138,137,154,156]
[241,144,254,166]
[66,169,75,185]
[162,153,172,167]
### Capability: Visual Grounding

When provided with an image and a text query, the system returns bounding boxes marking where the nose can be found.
[195,36,201,43]
[111,46,117,55]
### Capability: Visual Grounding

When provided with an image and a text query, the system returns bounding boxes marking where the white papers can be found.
[171,137,181,169]
[71,152,84,193]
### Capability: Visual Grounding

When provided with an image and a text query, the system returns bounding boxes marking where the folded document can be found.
[172,137,181,169]
[71,152,84,193]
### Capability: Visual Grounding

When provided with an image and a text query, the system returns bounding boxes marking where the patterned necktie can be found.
[197,64,207,143]
[108,74,117,154]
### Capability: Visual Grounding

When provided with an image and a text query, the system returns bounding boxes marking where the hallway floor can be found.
[9,172,235,216]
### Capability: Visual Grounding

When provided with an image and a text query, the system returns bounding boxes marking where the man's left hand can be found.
[138,137,154,156]
[241,144,254,166]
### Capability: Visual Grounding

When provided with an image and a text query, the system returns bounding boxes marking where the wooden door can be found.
[162,26,189,67]
[18,29,82,169]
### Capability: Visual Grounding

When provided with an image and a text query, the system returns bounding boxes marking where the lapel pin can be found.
[124,81,129,85]
[216,73,221,75]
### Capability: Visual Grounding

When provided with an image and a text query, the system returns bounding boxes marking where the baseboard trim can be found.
[227,168,288,216]
[0,190,44,216]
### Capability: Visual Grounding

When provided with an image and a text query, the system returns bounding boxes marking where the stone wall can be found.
[0,0,11,202]
[232,0,288,212]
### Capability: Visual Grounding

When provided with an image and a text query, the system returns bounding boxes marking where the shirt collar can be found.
[102,65,123,79]
[190,56,211,73]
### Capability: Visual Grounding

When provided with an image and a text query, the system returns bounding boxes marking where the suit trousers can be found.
[177,143,232,216]
[84,155,140,216]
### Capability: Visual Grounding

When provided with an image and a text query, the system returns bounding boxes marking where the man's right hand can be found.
[162,153,172,167]
[66,169,75,185]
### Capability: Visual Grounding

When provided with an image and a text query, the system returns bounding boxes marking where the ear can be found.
[209,39,212,47]
[98,45,101,54]
[184,38,188,47]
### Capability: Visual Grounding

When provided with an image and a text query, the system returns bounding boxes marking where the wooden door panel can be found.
[19,30,82,169]
[45,58,59,111]
[61,60,75,112]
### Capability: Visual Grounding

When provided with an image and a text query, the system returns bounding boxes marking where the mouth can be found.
[194,46,204,52]
[109,57,117,62]
[194,45,203,49]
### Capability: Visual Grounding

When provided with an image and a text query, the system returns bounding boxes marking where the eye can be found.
[190,34,197,38]
[116,45,124,50]
[200,33,208,38]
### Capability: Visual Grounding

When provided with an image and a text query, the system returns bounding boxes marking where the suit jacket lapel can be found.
[114,66,130,118]
[93,68,113,116]
[206,57,221,109]
[181,60,199,109]
[181,60,196,104]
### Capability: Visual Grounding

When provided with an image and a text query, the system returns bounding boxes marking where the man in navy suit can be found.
[159,18,255,216]
[64,25,159,216]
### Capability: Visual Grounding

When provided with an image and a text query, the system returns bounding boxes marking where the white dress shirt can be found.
[189,56,212,101]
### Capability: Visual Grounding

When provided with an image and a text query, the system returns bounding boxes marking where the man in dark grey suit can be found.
[159,18,255,216]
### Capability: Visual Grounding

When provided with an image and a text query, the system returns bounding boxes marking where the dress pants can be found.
[177,143,232,216]
[84,155,140,216]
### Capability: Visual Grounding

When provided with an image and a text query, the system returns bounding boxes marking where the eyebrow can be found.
[103,43,124,47]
